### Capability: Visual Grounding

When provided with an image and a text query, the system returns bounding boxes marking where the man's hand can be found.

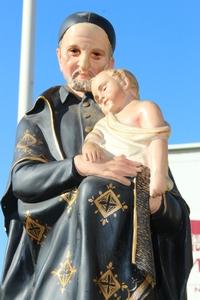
[74,154,143,186]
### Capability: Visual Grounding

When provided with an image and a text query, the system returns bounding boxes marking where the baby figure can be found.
[82,68,173,197]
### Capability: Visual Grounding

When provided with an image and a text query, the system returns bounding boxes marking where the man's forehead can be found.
[58,11,116,51]
[61,23,111,50]
[64,22,109,38]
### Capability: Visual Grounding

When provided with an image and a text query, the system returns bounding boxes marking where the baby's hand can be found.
[82,142,106,162]
[150,174,168,197]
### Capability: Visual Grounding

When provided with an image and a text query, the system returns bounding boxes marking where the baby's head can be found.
[91,68,139,114]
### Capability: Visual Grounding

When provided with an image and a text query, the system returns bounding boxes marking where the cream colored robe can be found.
[85,112,173,189]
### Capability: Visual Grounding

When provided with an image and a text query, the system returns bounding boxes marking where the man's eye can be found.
[92,52,102,59]
[68,48,80,55]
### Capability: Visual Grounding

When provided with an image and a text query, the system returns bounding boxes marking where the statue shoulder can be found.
[26,85,62,116]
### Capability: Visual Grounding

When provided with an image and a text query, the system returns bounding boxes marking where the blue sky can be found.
[0,0,199,273]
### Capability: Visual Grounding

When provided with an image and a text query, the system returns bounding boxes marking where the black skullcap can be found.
[58,11,116,51]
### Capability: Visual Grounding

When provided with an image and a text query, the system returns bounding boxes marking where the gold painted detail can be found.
[60,188,79,212]
[85,126,93,133]
[24,211,49,244]
[88,183,128,225]
[38,96,64,160]
[129,274,153,300]
[132,177,137,264]
[94,262,130,300]
[51,253,77,294]
[17,129,43,155]
[14,156,48,165]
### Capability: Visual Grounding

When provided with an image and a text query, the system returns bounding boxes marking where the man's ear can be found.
[108,57,115,68]
[56,47,63,72]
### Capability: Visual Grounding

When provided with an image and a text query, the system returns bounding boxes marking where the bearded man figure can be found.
[1,12,192,300]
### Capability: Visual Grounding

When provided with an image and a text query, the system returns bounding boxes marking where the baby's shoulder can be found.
[138,99,161,112]
[139,99,157,106]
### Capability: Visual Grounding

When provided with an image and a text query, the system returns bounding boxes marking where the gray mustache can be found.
[70,79,91,92]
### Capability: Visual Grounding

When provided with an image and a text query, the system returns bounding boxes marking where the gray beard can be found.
[70,79,91,92]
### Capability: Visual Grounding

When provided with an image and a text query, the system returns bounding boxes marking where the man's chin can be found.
[69,79,91,92]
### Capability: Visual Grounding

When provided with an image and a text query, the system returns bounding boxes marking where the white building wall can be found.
[169,143,200,220]
[168,143,200,300]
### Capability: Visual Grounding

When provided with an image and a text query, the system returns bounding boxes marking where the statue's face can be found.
[56,23,114,95]
[91,72,128,115]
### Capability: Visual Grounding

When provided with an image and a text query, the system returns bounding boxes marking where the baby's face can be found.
[91,72,126,114]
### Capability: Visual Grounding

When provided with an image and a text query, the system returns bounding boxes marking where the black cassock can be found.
[1,86,193,300]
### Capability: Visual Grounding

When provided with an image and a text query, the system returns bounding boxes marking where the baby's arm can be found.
[140,101,170,197]
[82,141,105,162]
[82,129,107,162]
[149,138,169,197]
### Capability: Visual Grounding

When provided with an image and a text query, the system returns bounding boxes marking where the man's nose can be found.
[78,53,89,70]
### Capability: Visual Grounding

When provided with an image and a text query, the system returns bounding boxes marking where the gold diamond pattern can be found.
[94,189,122,219]
[17,129,42,154]
[97,268,121,300]
[52,255,77,293]
[60,188,78,207]
[25,215,46,243]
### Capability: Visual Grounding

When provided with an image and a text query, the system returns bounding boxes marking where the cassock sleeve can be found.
[151,191,183,235]
[11,116,84,203]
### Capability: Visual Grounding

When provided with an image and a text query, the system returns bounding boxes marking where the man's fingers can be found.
[98,173,131,186]
[114,156,143,171]
[74,154,142,184]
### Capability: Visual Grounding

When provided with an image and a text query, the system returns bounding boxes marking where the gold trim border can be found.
[38,96,64,160]
[132,177,137,264]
